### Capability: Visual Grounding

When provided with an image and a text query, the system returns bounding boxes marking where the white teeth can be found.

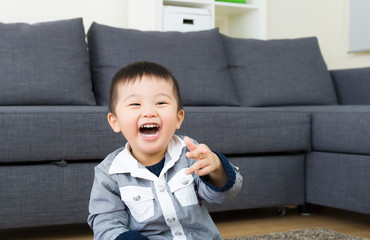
[140,124,159,128]
[141,131,159,137]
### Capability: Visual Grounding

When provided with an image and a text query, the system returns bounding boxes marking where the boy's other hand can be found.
[184,136,222,177]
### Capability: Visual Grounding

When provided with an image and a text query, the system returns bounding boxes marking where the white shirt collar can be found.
[109,135,186,180]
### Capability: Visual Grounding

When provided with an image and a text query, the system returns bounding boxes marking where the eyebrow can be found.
[123,94,140,103]
[155,93,173,99]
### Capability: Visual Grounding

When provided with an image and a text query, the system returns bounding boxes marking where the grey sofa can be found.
[0,18,369,230]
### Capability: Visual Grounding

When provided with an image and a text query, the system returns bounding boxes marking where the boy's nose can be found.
[142,107,157,118]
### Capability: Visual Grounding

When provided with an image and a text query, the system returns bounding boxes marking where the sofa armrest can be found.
[331,67,370,105]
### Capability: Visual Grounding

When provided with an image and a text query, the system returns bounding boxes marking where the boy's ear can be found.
[107,113,121,133]
[176,109,185,129]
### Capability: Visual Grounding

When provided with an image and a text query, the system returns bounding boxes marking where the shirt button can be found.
[133,195,141,201]
[167,216,176,223]
[181,179,189,185]
[158,185,165,192]
[175,231,183,236]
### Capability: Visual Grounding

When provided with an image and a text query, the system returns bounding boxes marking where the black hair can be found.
[109,61,183,114]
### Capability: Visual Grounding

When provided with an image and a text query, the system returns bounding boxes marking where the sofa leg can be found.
[277,207,287,216]
[298,203,311,216]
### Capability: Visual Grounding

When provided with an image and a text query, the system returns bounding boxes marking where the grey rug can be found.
[225,228,369,240]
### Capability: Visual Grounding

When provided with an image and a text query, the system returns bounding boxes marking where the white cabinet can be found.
[123,0,266,39]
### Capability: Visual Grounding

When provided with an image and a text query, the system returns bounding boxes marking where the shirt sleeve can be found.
[199,151,236,192]
[88,163,130,240]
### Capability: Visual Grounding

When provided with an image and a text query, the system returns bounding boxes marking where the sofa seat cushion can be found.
[222,36,338,107]
[0,106,122,163]
[312,106,370,155]
[262,105,370,155]
[178,106,311,154]
[0,18,96,105]
[0,106,311,163]
[87,22,240,106]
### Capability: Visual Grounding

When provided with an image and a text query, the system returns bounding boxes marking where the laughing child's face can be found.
[108,75,185,166]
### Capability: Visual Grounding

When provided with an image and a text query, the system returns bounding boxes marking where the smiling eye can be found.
[157,102,167,105]
[129,103,140,107]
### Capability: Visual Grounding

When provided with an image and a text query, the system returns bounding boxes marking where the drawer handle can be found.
[183,19,194,25]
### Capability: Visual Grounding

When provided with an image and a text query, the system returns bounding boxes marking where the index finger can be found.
[184,136,197,152]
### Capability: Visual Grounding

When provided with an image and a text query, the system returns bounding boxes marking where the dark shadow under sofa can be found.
[0,18,369,230]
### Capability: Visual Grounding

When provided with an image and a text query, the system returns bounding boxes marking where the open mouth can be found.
[139,124,160,138]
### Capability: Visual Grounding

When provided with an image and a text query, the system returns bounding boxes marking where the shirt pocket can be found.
[168,168,198,207]
[119,186,155,222]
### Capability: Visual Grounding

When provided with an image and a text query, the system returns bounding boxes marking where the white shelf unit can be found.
[215,0,266,39]
[164,0,213,8]
[123,0,266,39]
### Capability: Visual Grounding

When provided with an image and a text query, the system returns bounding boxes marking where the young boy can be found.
[88,61,242,240]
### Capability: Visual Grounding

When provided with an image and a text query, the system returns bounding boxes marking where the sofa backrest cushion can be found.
[87,22,240,106]
[0,18,96,105]
[222,36,338,107]
[331,67,370,105]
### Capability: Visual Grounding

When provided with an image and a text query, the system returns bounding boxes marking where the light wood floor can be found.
[1,206,369,240]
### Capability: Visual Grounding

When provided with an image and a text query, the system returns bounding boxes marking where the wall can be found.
[267,0,370,70]
[0,0,126,31]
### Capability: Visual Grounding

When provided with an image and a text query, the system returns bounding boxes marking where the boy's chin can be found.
[134,133,174,153]
[136,141,167,154]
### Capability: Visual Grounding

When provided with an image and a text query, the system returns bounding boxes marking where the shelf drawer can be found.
[163,6,211,32]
